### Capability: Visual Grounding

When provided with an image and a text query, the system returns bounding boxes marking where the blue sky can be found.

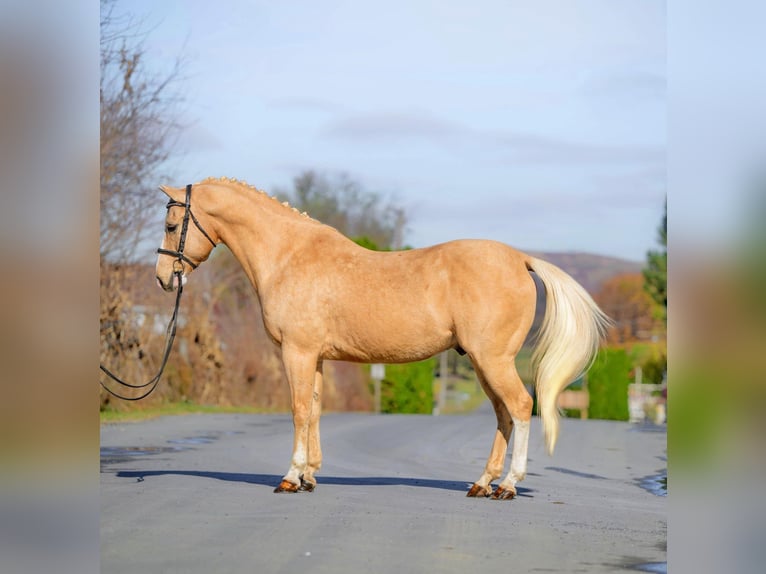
[123,0,666,261]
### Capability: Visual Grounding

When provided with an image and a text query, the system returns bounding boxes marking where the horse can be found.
[155,177,610,499]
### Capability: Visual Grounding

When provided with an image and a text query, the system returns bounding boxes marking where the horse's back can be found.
[335,238,532,297]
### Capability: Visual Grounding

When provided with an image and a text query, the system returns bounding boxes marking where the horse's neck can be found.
[214,188,324,292]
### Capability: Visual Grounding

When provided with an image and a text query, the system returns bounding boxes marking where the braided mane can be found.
[198,176,314,221]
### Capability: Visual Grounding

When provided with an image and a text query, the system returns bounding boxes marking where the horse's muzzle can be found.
[156,274,186,292]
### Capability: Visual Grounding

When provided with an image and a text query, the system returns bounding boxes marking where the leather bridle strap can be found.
[156,184,217,270]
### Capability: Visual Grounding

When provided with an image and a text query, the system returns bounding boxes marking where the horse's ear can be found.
[158,185,183,202]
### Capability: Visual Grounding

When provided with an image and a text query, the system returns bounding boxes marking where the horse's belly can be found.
[323,318,453,363]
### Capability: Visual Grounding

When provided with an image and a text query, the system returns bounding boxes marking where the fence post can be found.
[371,363,385,414]
[433,351,449,415]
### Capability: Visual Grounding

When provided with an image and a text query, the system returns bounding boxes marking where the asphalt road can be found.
[101,405,666,573]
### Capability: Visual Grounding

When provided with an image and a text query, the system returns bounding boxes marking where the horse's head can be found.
[155,184,218,291]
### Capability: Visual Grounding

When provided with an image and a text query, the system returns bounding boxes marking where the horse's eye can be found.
[166,224,178,233]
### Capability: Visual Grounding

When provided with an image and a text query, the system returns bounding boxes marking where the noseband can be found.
[157,184,217,271]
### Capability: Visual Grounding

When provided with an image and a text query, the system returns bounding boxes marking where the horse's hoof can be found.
[466,483,491,498]
[274,480,299,493]
[491,485,517,500]
[299,478,316,492]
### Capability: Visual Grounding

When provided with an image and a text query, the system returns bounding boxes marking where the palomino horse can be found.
[156,178,610,499]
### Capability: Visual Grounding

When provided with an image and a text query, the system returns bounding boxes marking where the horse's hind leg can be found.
[467,357,533,500]
[493,405,531,500]
[466,372,512,498]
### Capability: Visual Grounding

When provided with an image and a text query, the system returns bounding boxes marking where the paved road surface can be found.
[101,406,666,573]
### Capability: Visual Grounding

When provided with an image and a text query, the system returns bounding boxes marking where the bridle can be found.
[100,184,217,401]
[157,183,218,271]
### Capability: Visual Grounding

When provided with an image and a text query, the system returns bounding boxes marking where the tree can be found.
[100,0,184,261]
[100,0,188,408]
[643,199,667,322]
[276,170,408,250]
[595,273,660,344]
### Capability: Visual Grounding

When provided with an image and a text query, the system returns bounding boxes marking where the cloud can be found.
[323,108,664,167]
[176,120,225,154]
[492,132,665,166]
[322,110,467,142]
[582,71,666,102]
[587,166,667,209]
[266,97,345,114]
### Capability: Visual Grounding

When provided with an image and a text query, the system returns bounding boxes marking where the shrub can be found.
[641,351,667,385]
[587,348,631,421]
[378,359,435,414]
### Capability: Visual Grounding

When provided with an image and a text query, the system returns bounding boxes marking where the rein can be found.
[100,184,216,401]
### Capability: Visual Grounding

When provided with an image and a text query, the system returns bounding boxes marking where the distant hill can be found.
[527,251,643,295]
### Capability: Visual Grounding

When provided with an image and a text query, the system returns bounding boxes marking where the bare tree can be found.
[100,0,189,409]
[276,170,408,250]
[594,273,661,344]
[100,0,183,261]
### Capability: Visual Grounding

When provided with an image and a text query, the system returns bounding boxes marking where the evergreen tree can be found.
[643,199,667,322]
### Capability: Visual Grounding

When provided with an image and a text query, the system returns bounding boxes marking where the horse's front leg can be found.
[299,362,323,492]
[274,345,320,493]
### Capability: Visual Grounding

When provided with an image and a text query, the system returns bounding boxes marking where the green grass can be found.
[100,402,268,423]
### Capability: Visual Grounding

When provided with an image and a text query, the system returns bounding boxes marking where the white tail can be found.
[526,257,611,455]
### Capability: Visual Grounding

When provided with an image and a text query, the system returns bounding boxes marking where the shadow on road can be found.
[115,470,534,497]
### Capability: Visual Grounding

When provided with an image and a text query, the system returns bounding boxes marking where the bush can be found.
[628,342,667,385]
[377,359,435,414]
[587,348,631,421]
[641,351,667,385]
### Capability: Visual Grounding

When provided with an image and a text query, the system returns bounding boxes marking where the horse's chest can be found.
[259,296,327,345]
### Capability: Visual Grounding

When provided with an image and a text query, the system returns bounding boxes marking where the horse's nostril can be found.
[156,276,174,291]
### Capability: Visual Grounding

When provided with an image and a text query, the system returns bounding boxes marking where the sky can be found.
[120,0,667,262]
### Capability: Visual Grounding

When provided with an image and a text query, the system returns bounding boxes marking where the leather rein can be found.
[100,184,217,400]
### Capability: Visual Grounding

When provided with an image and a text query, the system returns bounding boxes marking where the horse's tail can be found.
[525,256,612,455]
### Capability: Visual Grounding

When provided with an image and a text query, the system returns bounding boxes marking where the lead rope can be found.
[99,269,185,401]
[99,184,208,401]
